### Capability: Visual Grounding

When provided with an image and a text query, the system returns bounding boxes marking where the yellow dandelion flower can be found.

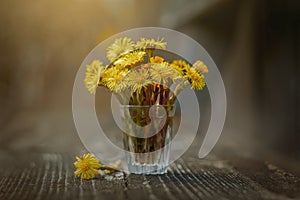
[84,60,105,94]
[114,51,146,68]
[170,63,185,75]
[124,69,153,93]
[74,153,101,180]
[193,60,208,74]
[150,56,164,64]
[106,37,135,62]
[102,67,129,92]
[135,37,167,49]
[171,60,191,75]
[150,63,182,84]
[185,68,206,90]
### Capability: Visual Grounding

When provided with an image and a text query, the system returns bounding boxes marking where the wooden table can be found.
[1,149,299,200]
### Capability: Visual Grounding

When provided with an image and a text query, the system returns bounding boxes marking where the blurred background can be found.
[0,0,299,164]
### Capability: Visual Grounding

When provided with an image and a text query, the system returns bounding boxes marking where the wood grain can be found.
[0,151,299,200]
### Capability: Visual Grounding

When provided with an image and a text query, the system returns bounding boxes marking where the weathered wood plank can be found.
[0,151,299,200]
[231,159,300,199]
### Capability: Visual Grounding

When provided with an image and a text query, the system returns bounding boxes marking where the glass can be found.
[121,105,175,174]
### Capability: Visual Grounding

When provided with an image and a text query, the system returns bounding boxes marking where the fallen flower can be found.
[74,153,101,180]
[74,153,122,179]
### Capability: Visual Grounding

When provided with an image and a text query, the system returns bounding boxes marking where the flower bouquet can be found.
[84,37,208,174]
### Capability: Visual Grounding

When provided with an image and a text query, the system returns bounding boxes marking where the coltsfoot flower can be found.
[106,37,135,62]
[193,60,208,74]
[101,67,129,92]
[135,37,166,49]
[150,63,182,85]
[74,153,101,180]
[113,51,146,68]
[84,60,105,94]
[171,60,191,75]
[150,56,165,64]
[124,69,153,93]
[185,68,206,90]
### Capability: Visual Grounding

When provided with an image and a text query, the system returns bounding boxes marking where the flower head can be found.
[106,37,135,62]
[150,63,182,85]
[124,69,153,93]
[114,51,146,68]
[193,60,208,74]
[185,68,206,90]
[84,60,106,94]
[171,60,191,75]
[74,153,101,180]
[135,37,167,50]
[101,67,129,92]
[150,56,164,64]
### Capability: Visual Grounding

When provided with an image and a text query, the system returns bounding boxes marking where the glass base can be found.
[128,163,168,174]
[125,144,170,174]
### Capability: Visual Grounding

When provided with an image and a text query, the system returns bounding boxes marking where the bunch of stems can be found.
[122,84,175,156]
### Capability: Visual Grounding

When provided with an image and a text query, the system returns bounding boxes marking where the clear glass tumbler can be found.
[121,104,175,174]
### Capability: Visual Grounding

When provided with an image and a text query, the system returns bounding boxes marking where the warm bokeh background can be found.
[0,0,299,162]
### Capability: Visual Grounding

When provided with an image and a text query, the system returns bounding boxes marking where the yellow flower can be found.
[106,37,135,62]
[84,60,105,94]
[150,56,164,64]
[171,60,191,75]
[193,60,208,74]
[185,68,206,90]
[114,51,146,68]
[150,63,182,84]
[74,153,101,180]
[124,69,153,93]
[135,37,167,49]
[102,67,129,92]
